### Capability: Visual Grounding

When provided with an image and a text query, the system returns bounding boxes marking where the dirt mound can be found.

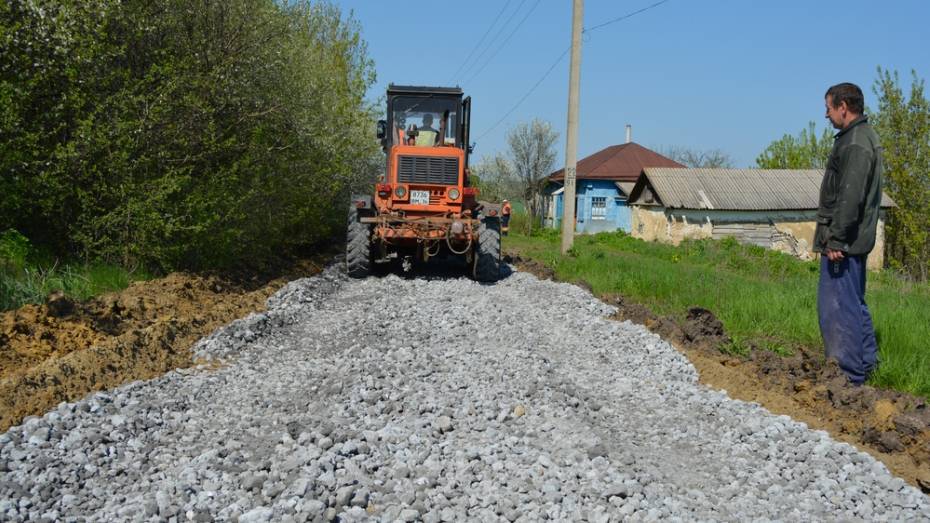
[507,251,930,492]
[0,259,325,432]
[504,253,555,281]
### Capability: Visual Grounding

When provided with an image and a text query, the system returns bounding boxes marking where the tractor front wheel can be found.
[346,206,372,278]
[472,217,501,282]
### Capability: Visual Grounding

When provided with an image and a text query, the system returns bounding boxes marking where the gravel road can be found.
[2,266,928,522]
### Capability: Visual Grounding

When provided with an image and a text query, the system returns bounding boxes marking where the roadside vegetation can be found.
[505,225,930,399]
[1,230,149,311]
[1,0,378,275]
[1,0,378,309]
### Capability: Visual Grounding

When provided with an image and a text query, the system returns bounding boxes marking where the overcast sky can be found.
[336,0,930,167]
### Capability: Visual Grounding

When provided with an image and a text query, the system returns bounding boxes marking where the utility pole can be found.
[561,0,583,254]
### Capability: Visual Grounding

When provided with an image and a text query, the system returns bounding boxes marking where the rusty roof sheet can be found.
[549,143,684,182]
[631,168,895,210]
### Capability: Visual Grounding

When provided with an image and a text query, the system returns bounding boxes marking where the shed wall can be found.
[631,207,886,270]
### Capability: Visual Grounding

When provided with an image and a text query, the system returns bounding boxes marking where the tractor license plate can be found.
[410,190,430,205]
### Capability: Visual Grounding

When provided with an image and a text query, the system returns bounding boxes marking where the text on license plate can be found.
[410,190,430,205]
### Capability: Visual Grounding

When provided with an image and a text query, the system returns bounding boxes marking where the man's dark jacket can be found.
[814,115,884,256]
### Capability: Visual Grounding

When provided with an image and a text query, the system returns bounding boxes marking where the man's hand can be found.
[826,248,846,262]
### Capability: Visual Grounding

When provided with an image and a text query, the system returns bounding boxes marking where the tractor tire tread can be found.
[346,207,372,278]
[473,218,501,282]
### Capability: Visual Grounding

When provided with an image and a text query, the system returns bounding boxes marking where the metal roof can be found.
[387,85,463,96]
[628,168,895,210]
[614,182,636,197]
[549,143,684,182]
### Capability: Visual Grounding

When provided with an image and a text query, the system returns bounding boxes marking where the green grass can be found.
[1,262,152,311]
[504,225,930,398]
[1,229,151,311]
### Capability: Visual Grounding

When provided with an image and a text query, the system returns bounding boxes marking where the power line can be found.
[462,0,543,87]
[456,0,529,84]
[475,47,570,142]
[584,0,670,33]
[448,0,514,84]
[473,0,670,143]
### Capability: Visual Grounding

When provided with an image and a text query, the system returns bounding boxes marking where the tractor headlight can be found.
[448,188,460,201]
[394,186,407,199]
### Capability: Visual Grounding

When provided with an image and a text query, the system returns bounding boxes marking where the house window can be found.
[591,196,607,220]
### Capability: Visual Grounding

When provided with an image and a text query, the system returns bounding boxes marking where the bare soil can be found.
[0,259,325,432]
[506,252,930,493]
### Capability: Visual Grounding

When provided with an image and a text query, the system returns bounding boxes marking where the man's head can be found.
[824,82,864,130]
[422,113,434,128]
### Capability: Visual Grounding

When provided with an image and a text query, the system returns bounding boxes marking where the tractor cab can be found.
[375,85,475,214]
[379,85,471,152]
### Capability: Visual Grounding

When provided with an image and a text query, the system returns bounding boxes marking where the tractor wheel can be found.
[473,217,501,282]
[346,206,372,278]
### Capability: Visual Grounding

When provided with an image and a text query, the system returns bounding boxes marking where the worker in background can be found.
[815,82,884,386]
[501,199,512,236]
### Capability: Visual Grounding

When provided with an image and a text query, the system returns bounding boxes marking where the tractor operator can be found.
[415,113,439,147]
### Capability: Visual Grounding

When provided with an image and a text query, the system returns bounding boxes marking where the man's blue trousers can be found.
[817,254,878,385]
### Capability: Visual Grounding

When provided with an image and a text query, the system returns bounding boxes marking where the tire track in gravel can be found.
[1,266,928,521]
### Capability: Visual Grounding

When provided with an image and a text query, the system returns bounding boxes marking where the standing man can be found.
[815,82,884,385]
[501,199,512,236]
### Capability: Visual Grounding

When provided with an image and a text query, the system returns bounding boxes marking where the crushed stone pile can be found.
[1,266,928,521]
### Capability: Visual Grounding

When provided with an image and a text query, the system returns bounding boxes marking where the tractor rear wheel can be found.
[473,217,501,282]
[346,206,372,278]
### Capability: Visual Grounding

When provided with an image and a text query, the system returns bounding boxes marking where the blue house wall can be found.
[551,180,631,233]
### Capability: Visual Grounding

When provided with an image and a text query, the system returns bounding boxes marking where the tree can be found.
[872,67,930,280]
[660,146,734,168]
[506,119,558,234]
[755,122,833,169]
[470,153,518,203]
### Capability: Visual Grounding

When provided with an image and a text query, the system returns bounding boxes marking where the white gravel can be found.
[1,265,928,522]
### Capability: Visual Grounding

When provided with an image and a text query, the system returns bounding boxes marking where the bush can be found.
[1,0,380,271]
[0,229,31,272]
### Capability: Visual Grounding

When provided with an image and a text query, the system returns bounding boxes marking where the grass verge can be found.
[1,262,151,312]
[505,227,930,399]
[1,229,151,311]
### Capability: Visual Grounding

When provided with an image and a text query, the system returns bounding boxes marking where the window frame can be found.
[590,196,608,220]
[388,95,461,147]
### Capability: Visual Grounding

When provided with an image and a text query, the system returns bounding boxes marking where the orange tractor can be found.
[346,85,501,281]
